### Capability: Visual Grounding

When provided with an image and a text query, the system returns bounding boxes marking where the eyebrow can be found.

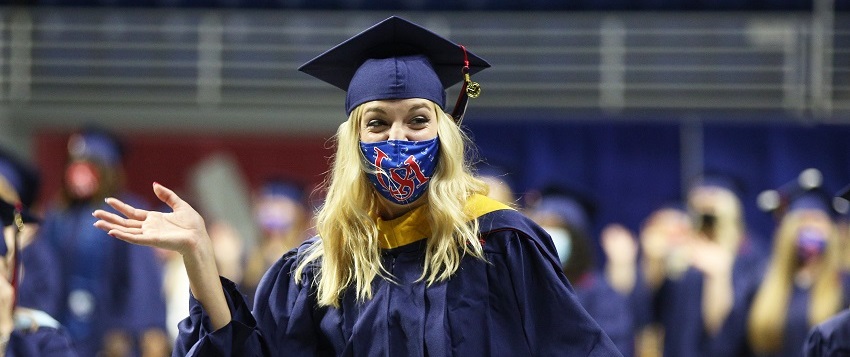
[407,103,430,113]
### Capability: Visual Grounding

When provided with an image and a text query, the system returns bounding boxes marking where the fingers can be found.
[153,182,185,211]
[93,220,144,236]
[106,229,151,247]
[105,197,149,221]
[93,209,143,229]
[93,210,142,230]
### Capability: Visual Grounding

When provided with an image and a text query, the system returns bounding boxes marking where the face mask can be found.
[543,226,572,267]
[256,200,297,234]
[796,227,827,263]
[64,161,100,201]
[360,137,439,205]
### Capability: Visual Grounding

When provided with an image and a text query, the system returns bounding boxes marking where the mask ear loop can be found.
[451,45,481,123]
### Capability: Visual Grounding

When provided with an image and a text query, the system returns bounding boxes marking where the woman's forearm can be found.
[184,241,232,330]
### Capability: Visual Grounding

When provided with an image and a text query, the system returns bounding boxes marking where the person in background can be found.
[803,185,850,357]
[93,16,620,356]
[639,173,766,357]
[25,127,169,356]
[526,186,638,357]
[633,204,693,357]
[742,189,850,357]
[242,179,310,306]
[475,164,517,206]
[804,309,850,357]
[0,147,76,356]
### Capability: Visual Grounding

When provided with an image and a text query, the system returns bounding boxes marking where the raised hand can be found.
[93,182,209,256]
[601,224,638,267]
[601,224,638,295]
[93,182,231,329]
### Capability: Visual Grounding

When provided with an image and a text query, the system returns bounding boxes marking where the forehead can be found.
[360,98,435,113]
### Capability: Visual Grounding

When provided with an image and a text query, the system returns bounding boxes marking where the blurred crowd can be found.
[2,125,850,356]
[478,163,850,357]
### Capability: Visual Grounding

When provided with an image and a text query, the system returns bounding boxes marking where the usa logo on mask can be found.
[373,148,428,201]
[360,137,440,205]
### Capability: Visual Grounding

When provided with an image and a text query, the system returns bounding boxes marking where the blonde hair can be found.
[747,210,843,353]
[295,101,489,307]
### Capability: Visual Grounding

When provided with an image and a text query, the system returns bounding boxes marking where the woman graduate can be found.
[93,16,620,356]
[724,189,850,357]
[803,185,850,357]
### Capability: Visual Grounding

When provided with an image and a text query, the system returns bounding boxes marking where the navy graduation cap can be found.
[298,16,490,120]
[0,148,40,227]
[839,183,850,201]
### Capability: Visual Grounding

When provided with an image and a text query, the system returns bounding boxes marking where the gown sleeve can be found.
[8,328,78,357]
[482,211,623,356]
[173,240,319,357]
[803,309,850,357]
[18,213,64,318]
[8,309,78,357]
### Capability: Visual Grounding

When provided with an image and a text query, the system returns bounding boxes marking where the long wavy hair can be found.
[747,210,843,354]
[295,101,489,307]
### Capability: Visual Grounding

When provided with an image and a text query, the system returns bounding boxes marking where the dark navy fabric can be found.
[7,324,78,357]
[173,208,622,356]
[22,196,166,357]
[18,236,63,316]
[805,309,850,357]
[771,277,850,357]
[573,271,635,357]
[712,267,850,357]
[644,237,767,357]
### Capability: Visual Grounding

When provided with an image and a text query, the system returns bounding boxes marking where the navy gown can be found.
[769,276,850,357]
[174,195,622,356]
[22,195,167,357]
[7,309,77,357]
[805,309,850,357]
[645,237,766,357]
[573,271,636,357]
[19,235,63,317]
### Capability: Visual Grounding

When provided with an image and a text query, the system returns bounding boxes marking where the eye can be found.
[409,116,430,126]
[365,119,387,129]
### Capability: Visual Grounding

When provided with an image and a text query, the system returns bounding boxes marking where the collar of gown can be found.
[374,194,513,249]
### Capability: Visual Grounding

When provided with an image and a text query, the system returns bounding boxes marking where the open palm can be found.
[93,183,209,256]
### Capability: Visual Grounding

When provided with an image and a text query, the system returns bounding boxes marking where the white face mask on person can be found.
[542,226,572,266]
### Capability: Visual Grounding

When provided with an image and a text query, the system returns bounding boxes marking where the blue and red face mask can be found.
[360,137,440,205]
[796,227,828,263]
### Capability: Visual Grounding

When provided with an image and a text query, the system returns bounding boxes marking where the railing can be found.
[0,8,845,133]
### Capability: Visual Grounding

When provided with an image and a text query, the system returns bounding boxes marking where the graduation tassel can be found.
[11,202,22,308]
[451,45,481,122]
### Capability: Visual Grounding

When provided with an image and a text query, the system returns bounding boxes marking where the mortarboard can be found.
[0,147,40,226]
[298,16,490,119]
[529,185,596,236]
[258,179,305,202]
[838,182,850,202]
[787,188,834,214]
[67,126,125,167]
[757,168,833,216]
